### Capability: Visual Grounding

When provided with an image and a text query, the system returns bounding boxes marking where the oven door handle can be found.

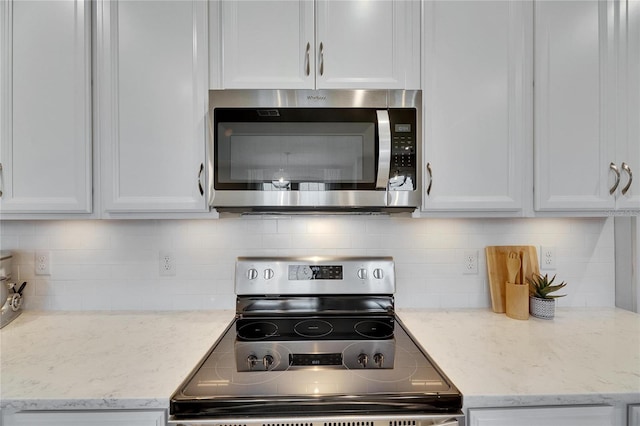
[437,420,463,426]
[375,110,391,191]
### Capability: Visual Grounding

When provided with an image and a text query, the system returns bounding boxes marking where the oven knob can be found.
[247,268,258,280]
[247,354,259,370]
[373,268,384,279]
[357,353,368,368]
[264,268,274,280]
[9,293,22,312]
[374,353,384,368]
[263,354,274,370]
[357,269,368,280]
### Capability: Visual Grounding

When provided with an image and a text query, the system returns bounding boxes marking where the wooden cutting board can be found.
[485,246,540,313]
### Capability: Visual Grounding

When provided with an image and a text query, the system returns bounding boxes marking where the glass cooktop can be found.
[170,317,462,418]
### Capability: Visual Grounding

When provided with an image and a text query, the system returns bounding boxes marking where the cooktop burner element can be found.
[169,257,463,426]
[235,316,395,341]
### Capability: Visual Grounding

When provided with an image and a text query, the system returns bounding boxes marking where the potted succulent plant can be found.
[526,273,567,319]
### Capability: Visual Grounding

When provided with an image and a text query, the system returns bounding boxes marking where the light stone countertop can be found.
[0,310,234,412]
[1,308,639,414]
[397,307,640,410]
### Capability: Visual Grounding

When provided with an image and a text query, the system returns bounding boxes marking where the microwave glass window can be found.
[217,122,376,185]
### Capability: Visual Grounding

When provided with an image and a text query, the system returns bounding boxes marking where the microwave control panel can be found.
[389,109,417,190]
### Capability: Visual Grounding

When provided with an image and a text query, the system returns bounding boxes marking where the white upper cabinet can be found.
[314,0,419,89]
[96,0,209,213]
[618,0,640,211]
[215,1,315,89]
[211,0,420,90]
[420,1,532,215]
[534,0,639,213]
[0,0,92,215]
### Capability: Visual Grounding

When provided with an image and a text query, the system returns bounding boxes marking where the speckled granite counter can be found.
[1,308,639,416]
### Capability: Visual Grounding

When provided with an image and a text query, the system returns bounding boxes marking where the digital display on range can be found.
[290,353,343,366]
[288,265,343,280]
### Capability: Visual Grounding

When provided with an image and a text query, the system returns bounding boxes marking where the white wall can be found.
[0,217,615,311]
[615,217,639,312]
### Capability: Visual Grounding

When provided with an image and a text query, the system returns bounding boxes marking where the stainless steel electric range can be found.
[170,257,463,426]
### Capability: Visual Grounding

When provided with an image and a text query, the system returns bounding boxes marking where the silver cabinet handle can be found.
[621,162,633,195]
[319,42,324,76]
[0,163,3,197]
[426,162,433,195]
[375,110,391,190]
[304,42,310,76]
[609,162,620,195]
[197,163,204,197]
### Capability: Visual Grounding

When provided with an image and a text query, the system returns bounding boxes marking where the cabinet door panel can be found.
[422,1,530,213]
[316,0,411,89]
[469,405,614,426]
[0,0,91,214]
[618,0,640,210]
[220,0,314,89]
[214,0,418,90]
[3,410,165,426]
[97,0,208,212]
[630,404,640,426]
[534,0,616,211]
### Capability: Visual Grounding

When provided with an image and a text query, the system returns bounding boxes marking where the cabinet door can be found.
[315,0,419,89]
[421,1,531,214]
[534,0,617,212]
[617,0,640,211]
[218,0,315,89]
[469,405,614,426]
[0,0,92,214]
[630,404,640,426]
[96,0,208,213]
[3,410,165,426]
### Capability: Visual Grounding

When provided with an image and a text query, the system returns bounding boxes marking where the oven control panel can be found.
[235,257,395,295]
[234,339,396,371]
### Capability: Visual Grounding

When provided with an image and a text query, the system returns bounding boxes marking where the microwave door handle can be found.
[376,110,391,190]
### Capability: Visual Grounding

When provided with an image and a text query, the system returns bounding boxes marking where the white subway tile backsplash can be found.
[0,217,616,311]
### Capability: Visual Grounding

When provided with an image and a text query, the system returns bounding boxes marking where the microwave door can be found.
[375,110,391,192]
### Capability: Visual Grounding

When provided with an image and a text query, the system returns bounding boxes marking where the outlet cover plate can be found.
[35,250,51,275]
[159,251,176,276]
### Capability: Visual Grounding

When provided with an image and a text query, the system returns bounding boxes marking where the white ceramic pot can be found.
[529,296,556,319]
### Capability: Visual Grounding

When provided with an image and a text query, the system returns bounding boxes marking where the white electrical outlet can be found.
[462,250,479,274]
[159,251,176,276]
[35,250,51,275]
[541,246,556,270]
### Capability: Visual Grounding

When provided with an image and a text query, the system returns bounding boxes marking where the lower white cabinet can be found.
[630,404,640,426]
[469,405,614,426]
[2,410,165,426]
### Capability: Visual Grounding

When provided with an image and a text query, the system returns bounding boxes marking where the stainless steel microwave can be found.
[209,89,421,213]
